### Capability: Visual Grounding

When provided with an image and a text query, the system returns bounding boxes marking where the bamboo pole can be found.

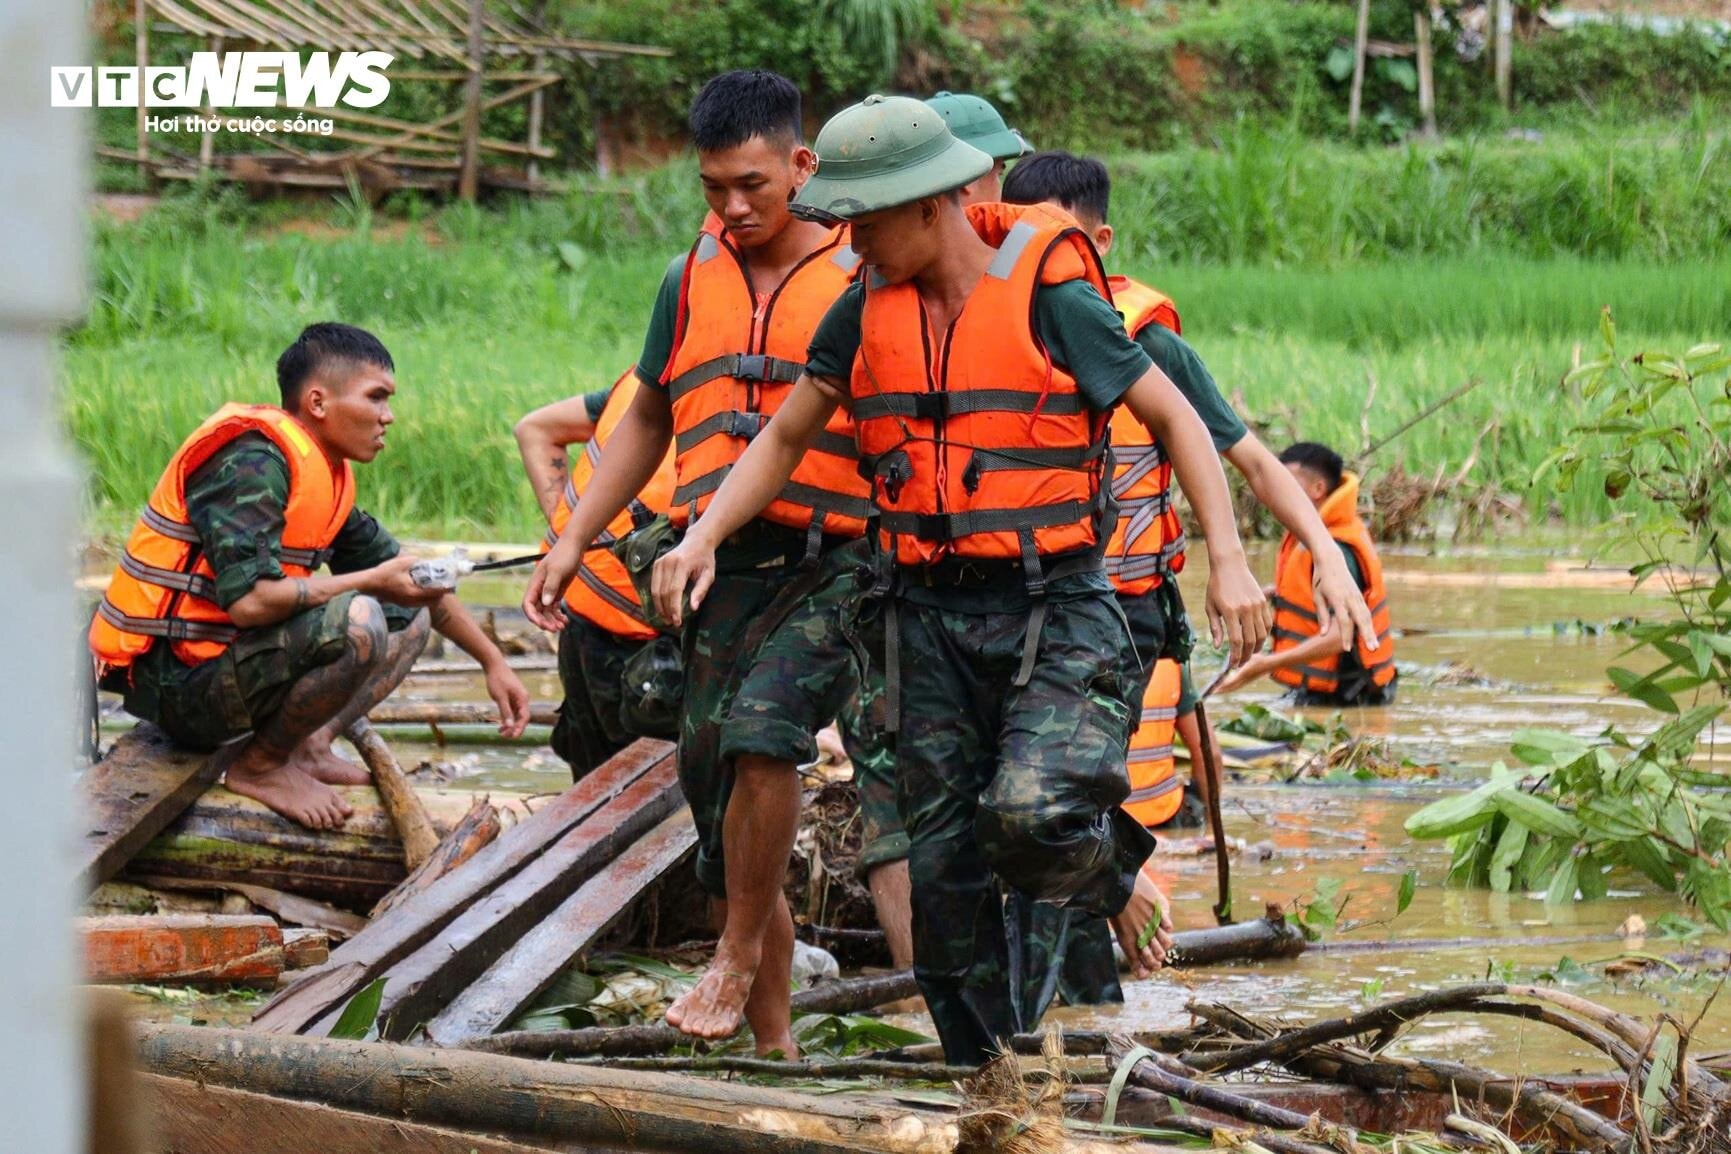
[198,36,221,173]
[458,0,485,200]
[1347,0,1372,134]
[1414,8,1437,138]
[526,51,546,186]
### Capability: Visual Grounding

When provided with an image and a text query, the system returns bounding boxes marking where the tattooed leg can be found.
[222,596,391,829]
[292,608,431,786]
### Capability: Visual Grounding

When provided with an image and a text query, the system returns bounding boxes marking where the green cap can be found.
[793,94,993,223]
[923,91,1031,161]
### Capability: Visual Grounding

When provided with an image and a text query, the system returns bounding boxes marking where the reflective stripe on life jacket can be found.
[1122,657,1184,828]
[1271,471,1396,694]
[662,214,875,548]
[88,404,355,671]
[853,202,1114,570]
[542,370,673,641]
[1105,274,1187,597]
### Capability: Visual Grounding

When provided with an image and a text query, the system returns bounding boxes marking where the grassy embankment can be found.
[66,122,1731,542]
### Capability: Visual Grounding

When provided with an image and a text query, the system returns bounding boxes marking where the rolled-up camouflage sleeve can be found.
[327,507,401,575]
[183,434,294,609]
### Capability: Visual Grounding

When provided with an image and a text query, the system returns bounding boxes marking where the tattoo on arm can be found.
[292,577,310,613]
[429,599,454,632]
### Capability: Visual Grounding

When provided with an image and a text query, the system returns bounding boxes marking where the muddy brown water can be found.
[104,544,1731,1064]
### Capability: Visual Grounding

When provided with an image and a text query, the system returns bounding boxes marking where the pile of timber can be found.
[254,739,692,1043]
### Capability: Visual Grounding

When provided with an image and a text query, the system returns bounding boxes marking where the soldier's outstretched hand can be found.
[653,534,715,629]
[1310,548,1377,654]
[1206,555,1272,667]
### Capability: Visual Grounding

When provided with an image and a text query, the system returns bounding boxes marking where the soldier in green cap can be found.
[651,94,1273,1065]
[923,90,1031,203]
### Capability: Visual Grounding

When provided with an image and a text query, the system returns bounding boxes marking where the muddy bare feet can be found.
[1111,864,1174,979]
[222,740,355,830]
[665,961,756,1040]
[287,737,371,786]
[755,1029,800,1059]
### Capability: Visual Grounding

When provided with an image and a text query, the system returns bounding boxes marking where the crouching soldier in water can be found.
[651,95,1272,1065]
[1216,441,1397,705]
[514,371,681,779]
[91,323,531,829]
[523,71,908,1056]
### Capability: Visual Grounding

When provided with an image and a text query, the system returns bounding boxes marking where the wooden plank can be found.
[78,723,225,894]
[251,739,671,1034]
[136,1025,989,1154]
[358,760,683,1037]
[370,795,501,918]
[424,808,695,1045]
[141,1075,559,1154]
[283,928,330,969]
[81,914,283,984]
[370,700,558,727]
[134,876,368,939]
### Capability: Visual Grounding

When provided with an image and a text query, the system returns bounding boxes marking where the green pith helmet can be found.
[923,91,1032,161]
[793,94,993,223]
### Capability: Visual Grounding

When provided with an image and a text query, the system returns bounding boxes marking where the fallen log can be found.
[252,740,672,1035]
[78,723,225,893]
[1107,1039,1330,1134]
[121,784,524,910]
[81,914,283,985]
[346,719,440,869]
[468,969,923,1058]
[360,762,685,1039]
[1166,912,1306,966]
[136,1024,1139,1154]
[423,809,697,1045]
[141,1074,563,1154]
[369,796,502,919]
[369,700,559,728]
[133,877,368,940]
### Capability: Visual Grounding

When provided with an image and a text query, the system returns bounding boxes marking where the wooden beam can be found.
[1347,0,1372,134]
[458,0,485,200]
[250,740,671,1035]
[81,914,284,984]
[345,720,440,869]
[78,723,225,894]
[369,700,557,727]
[1415,9,1438,138]
[141,1075,561,1154]
[198,35,220,172]
[356,760,683,1038]
[423,808,695,1045]
[526,50,546,186]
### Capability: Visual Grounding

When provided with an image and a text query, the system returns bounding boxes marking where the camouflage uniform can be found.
[837,648,909,878]
[868,565,1156,1065]
[551,611,679,780]
[677,519,897,897]
[101,433,416,749]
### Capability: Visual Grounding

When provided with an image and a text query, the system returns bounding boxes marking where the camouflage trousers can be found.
[679,534,899,897]
[882,583,1156,1066]
[838,651,910,878]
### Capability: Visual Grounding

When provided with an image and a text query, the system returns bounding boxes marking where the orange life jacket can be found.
[662,214,875,548]
[853,202,1113,570]
[1123,657,1183,828]
[1271,472,1396,694]
[542,371,674,641]
[1104,275,1187,597]
[89,403,355,672]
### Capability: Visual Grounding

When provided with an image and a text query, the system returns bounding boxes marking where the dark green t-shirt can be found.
[580,387,612,423]
[805,279,1153,412]
[1135,325,1246,453]
[633,253,689,389]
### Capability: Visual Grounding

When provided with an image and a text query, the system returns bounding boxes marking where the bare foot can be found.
[1110,864,1174,979]
[756,1029,800,1059]
[287,738,371,786]
[223,740,355,831]
[665,961,756,1040]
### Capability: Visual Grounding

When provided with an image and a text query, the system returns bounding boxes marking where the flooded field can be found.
[98,543,1731,1067]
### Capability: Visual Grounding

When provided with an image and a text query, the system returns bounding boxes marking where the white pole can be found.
[0,0,88,1150]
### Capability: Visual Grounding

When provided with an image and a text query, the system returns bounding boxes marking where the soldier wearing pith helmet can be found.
[922,90,1032,203]
[651,94,1273,1066]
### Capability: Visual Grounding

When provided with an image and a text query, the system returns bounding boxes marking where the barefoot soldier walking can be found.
[91,323,530,830]
[652,95,1273,1065]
